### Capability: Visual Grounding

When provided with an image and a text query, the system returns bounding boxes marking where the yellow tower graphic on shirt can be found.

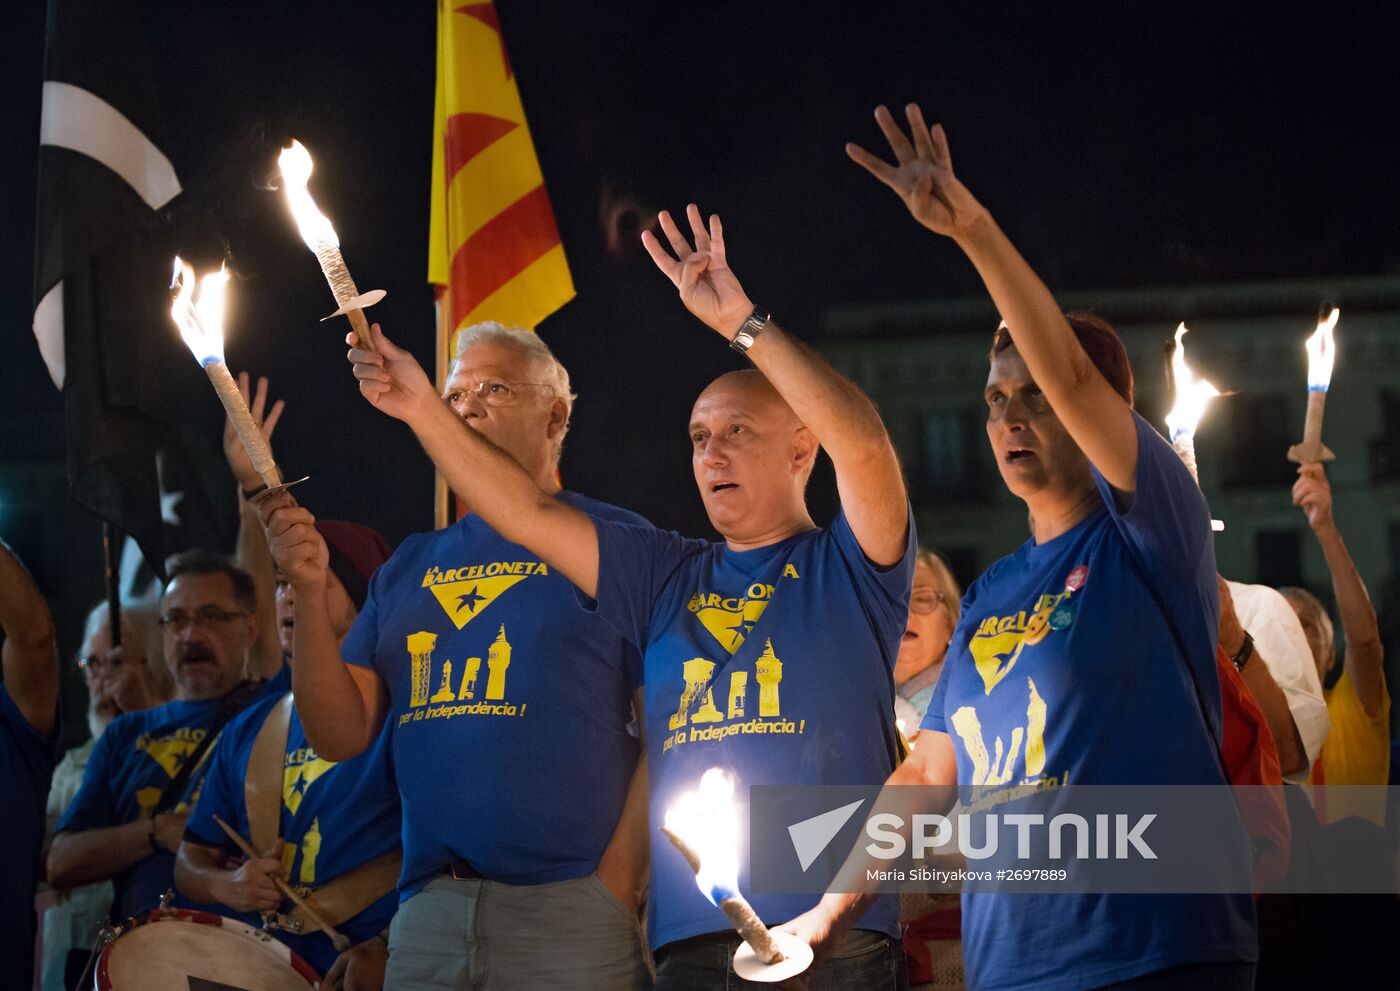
[671,658,724,729]
[754,639,783,716]
[485,626,511,700]
[408,632,437,707]
[457,657,482,699]
[727,671,748,718]
[951,677,1049,787]
[299,817,321,884]
[430,660,457,703]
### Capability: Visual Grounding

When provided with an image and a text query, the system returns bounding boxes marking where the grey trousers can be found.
[385,873,652,991]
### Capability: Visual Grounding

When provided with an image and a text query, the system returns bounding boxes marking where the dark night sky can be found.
[2,1,1398,652]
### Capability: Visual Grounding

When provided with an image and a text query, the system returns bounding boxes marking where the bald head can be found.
[692,370,801,429]
[689,370,819,543]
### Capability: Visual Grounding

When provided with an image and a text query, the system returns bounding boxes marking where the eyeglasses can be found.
[443,379,555,412]
[158,608,249,633]
[909,589,948,615]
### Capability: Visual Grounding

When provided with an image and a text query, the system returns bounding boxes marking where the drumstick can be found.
[212,814,351,952]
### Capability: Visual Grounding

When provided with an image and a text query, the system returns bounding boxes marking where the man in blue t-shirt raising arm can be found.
[326,206,915,988]
[259,324,652,991]
[783,105,1258,991]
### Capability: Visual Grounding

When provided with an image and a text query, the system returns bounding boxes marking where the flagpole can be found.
[434,288,451,530]
[102,522,124,649]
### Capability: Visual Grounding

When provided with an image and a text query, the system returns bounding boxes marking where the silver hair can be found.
[81,598,173,699]
[452,322,576,460]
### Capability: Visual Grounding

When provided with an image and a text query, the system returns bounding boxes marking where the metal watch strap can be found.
[729,306,769,354]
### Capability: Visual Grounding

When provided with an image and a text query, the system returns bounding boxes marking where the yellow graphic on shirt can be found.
[428,573,530,629]
[457,657,483,699]
[662,639,804,754]
[688,580,777,654]
[408,632,438,707]
[299,818,322,884]
[950,678,1048,787]
[727,672,748,718]
[132,726,214,817]
[430,660,458,702]
[136,727,207,777]
[400,626,527,724]
[485,626,511,699]
[283,747,337,816]
[671,658,724,729]
[968,591,1069,694]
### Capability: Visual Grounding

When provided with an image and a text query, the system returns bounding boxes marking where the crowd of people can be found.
[2,103,1396,991]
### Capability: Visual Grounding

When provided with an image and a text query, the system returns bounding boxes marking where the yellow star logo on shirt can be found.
[282,756,337,815]
[428,574,529,629]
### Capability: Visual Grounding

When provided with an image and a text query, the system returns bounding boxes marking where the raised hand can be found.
[224,372,285,491]
[641,204,755,338]
[257,491,329,592]
[1292,463,1334,531]
[846,104,986,237]
[346,324,439,426]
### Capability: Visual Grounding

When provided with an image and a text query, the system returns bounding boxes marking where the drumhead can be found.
[97,910,318,991]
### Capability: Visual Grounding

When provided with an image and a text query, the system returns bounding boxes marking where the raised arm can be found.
[1218,576,1306,776]
[258,494,387,761]
[1293,463,1385,714]
[0,537,58,735]
[225,373,285,681]
[848,104,1137,492]
[642,207,908,564]
[345,325,602,598]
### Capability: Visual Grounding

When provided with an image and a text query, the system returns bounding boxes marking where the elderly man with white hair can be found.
[259,322,653,990]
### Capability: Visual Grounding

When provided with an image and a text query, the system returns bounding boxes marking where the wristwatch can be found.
[1229,631,1254,672]
[730,306,769,355]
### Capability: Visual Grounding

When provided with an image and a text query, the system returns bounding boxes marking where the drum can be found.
[95,908,321,990]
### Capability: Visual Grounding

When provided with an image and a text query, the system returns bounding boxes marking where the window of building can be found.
[1222,394,1297,489]
[1255,528,1302,589]
[910,408,987,502]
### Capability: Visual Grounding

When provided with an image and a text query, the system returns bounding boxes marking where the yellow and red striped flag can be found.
[428,0,574,358]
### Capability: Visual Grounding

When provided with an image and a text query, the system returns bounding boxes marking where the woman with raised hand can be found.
[784,105,1257,990]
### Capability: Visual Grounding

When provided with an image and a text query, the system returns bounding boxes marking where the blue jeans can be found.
[654,928,906,990]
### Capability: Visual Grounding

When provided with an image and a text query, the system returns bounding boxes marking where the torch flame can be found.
[1305,307,1340,391]
[664,768,741,904]
[1164,323,1221,444]
[169,257,230,366]
[278,139,340,249]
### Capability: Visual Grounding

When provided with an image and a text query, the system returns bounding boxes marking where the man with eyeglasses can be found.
[50,550,261,921]
[175,520,400,988]
[259,322,653,990]
[331,209,915,988]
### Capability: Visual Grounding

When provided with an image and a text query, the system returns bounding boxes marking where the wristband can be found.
[241,483,269,501]
[147,818,161,853]
[1229,631,1254,672]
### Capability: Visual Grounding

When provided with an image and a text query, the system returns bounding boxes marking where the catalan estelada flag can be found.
[429,0,574,359]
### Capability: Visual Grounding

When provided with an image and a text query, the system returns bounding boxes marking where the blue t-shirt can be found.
[56,696,226,919]
[921,412,1256,991]
[342,491,647,896]
[592,508,915,951]
[1,685,58,991]
[185,692,401,972]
